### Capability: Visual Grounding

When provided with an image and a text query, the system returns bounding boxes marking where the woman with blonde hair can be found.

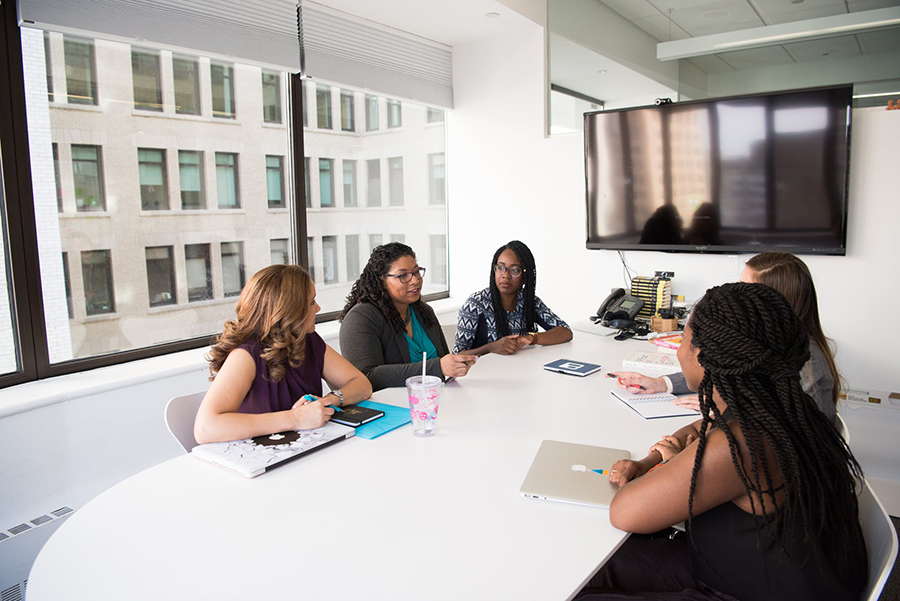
[194,264,371,444]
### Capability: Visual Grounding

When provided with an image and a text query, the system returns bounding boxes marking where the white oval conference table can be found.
[27,332,694,601]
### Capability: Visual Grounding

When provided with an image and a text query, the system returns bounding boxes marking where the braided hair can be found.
[685,282,864,578]
[489,240,538,337]
[339,242,434,333]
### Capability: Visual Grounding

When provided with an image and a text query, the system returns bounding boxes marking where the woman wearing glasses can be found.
[454,240,572,356]
[340,242,477,391]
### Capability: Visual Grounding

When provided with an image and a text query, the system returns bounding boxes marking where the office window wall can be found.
[146,246,177,307]
[345,235,360,280]
[173,56,200,115]
[266,155,285,209]
[319,158,334,207]
[81,250,115,316]
[262,71,282,123]
[429,153,446,205]
[132,50,162,111]
[210,63,235,118]
[366,95,379,131]
[340,89,355,131]
[270,239,289,265]
[343,160,357,207]
[215,152,240,208]
[72,145,105,212]
[138,148,168,210]
[221,242,245,297]
[388,99,402,128]
[52,143,62,210]
[62,252,73,319]
[322,236,338,284]
[179,150,205,209]
[316,84,332,129]
[367,159,381,207]
[63,37,97,105]
[389,157,404,206]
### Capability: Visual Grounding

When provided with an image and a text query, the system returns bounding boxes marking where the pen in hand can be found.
[605,373,646,391]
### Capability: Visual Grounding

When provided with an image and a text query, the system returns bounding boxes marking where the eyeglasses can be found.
[384,267,426,283]
[494,264,525,278]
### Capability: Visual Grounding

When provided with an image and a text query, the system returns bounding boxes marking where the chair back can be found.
[164,391,207,452]
[837,413,850,444]
[858,478,899,601]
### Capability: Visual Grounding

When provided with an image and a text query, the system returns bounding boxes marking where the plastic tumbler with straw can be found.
[406,351,441,437]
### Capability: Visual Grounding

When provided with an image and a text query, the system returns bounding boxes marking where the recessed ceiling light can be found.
[701,9,731,20]
[597,69,607,74]
[485,12,500,18]
[792,0,805,4]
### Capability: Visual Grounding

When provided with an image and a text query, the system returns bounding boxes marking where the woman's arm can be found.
[193,349,334,444]
[520,326,572,347]
[609,419,704,487]
[321,344,372,406]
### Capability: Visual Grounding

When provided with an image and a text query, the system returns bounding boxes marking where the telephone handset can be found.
[594,288,645,326]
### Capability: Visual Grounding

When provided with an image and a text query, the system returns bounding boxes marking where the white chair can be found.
[837,413,850,445]
[858,477,899,601]
[164,391,207,453]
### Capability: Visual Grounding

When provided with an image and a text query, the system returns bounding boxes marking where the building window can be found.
[266,155,285,209]
[430,234,447,285]
[387,99,402,128]
[63,37,97,105]
[366,95,379,131]
[62,252,73,319]
[173,56,200,115]
[301,80,308,128]
[270,239,289,265]
[427,108,444,123]
[343,160,357,207]
[319,158,335,208]
[131,50,162,111]
[307,237,316,282]
[368,234,383,254]
[215,152,240,208]
[262,71,282,123]
[390,234,406,243]
[81,249,115,315]
[71,144,105,212]
[146,246,176,307]
[305,157,311,208]
[429,153,446,205]
[221,241,245,297]
[53,143,62,212]
[366,159,381,206]
[138,148,169,210]
[178,150,205,209]
[345,234,360,280]
[185,244,212,302]
[388,157,404,206]
[44,32,54,103]
[322,236,338,284]
[316,84,332,129]
[210,63,235,118]
[340,89,355,131]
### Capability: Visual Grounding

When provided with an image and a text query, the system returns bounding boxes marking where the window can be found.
[305,157,311,208]
[72,145,105,211]
[262,71,282,123]
[340,89,355,131]
[145,246,176,307]
[429,153,446,205]
[427,108,444,123]
[307,237,316,282]
[368,234,383,254]
[173,56,200,115]
[319,158,334,207]
[138,148,168,210]
[270,239,289,265]
[322,236,338,284]
[131,50,162,111]
[345,235,360,280]
[215,152,240,208]
[389,157,404,206]
[316,84,332,129]
[366,159,381,206]
[211,63,235,118]
[221,241,245,297]
[178,150,205,209]
[44,32,53,103]
[302,81,308,128]
[430,234,447,285]
[81,250,115,315]
[390,234,406,243]
[388,99,402,128]
[62,252,73,319]
[185,244,212,302]
[266,155,285,209]
[63,37,97,105]
[342,160,357,207]
[53,143,62,211]
[366,95,379,131]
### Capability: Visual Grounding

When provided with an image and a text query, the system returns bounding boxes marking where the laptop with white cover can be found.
[520,440,630,508]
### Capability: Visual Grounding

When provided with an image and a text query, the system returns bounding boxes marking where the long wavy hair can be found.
[207,264,314,383]
[340,242,434,333]
[746,252,841,407]
[489,240,538,336]
[686,282,864,578]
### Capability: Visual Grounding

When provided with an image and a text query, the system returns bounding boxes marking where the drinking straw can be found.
[422,351,426,381]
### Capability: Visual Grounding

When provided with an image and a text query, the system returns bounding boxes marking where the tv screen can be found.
[584,86,851,255]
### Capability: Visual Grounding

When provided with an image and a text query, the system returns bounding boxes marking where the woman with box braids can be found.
[579,283,867,601]
[454,240,572,356]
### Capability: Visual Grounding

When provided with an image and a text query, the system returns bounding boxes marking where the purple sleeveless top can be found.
[236,333,327,414]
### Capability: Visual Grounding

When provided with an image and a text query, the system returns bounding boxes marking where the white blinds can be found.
[18,0,454,107]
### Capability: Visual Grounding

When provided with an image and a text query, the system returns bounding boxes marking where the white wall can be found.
[448,18,900,392]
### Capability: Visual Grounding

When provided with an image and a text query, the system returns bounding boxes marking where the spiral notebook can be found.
[611,388,698,419]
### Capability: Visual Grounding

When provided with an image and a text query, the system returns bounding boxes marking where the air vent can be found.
[30,515,52,526]
[0,582,23,601]
[51,506,73,517]
[0,532,8,542]
[7,524,31,535]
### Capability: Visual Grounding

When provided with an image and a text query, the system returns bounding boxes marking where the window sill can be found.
[60,210,111,218]
[262,121,287,129]
[49,102,102,112]
[83,312,120,323]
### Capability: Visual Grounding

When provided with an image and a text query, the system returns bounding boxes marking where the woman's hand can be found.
[290,397,335,430]
[487,335,521,355]
[440,354,477,378]
[608,371,668,394]
[673,395,700,412]
[649,434,695,462]
[608,459,648,488]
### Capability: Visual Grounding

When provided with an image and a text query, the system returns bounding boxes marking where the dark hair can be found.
[489,240,537,336]
[340,242,434,332]
[686,282,864,578]
[745,251,841,407]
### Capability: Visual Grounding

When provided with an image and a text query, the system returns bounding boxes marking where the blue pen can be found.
[302,394,341,411]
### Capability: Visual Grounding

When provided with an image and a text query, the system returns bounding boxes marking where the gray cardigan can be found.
[339,302,450,392]
[666,338,836,424]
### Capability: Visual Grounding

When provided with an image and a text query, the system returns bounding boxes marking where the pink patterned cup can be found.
[405,375,442,437]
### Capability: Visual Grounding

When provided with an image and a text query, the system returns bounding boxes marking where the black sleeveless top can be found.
[688,501,866,601]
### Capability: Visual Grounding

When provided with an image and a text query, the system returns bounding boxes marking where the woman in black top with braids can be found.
[579,283,867,601]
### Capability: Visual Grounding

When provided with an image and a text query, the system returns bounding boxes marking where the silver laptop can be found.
[520,440,630,508]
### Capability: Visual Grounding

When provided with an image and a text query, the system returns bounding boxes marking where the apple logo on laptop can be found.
[571,464,587,472]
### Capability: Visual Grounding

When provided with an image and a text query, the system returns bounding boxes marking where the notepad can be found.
[611,388,698,419]
[543,359,602,377]
[352,400,412,440]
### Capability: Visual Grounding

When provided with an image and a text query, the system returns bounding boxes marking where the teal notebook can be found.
[353,400,411,440]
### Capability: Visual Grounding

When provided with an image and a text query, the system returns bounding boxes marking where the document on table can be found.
[611,388,698,419]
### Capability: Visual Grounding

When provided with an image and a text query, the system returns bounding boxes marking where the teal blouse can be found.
[405,307,438,362]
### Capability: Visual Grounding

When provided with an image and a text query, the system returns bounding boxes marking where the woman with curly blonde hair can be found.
[194,264,371,444]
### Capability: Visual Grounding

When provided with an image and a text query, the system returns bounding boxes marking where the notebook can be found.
[612,388,699,419]
[621,350,680,371]
[520,440,630,508]
[191,422,355,478]
[352,400,412,440]
[543,359,603,377]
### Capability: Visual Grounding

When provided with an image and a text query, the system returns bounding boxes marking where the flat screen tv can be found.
[584,85,851,255]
